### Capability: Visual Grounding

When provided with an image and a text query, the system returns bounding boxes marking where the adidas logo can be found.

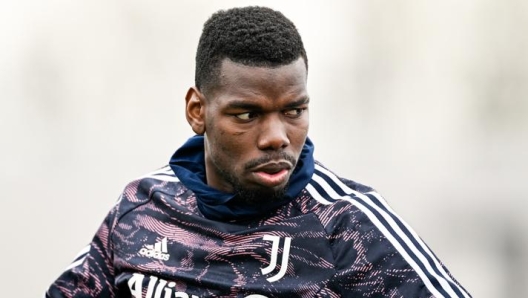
[138,237,170,261]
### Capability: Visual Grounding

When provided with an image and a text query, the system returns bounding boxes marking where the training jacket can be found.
[46,136,471,297]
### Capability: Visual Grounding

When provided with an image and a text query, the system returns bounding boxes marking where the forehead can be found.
[211,58,308,101]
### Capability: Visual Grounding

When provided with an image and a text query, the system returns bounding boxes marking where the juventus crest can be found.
[260,235,292,282]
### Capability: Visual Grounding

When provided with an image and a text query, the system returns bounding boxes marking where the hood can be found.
[169,135,314,221]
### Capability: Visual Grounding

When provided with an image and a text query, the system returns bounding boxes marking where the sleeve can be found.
[45,205,118,298]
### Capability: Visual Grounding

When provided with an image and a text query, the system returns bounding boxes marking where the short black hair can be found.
[195,6,308,94]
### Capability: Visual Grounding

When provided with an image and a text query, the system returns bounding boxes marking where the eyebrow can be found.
[284,97,310,108]
[225,96,310,110]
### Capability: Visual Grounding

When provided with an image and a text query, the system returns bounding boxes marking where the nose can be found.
[257,114,290,151]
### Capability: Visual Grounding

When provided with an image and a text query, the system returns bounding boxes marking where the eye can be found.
[235,112,258,121]
[284,108,306,118]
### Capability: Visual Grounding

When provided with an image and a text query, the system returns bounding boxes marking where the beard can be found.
[231,180,289,205]
[214,152,297,205]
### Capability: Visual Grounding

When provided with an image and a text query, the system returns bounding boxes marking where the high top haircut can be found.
[195,6,308,95]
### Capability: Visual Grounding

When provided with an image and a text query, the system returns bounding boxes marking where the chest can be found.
[111,206,336,297]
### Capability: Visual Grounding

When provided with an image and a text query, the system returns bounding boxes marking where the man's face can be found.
[197,57,309,203]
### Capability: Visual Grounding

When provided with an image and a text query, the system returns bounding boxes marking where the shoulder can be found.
[300,160,392,231]
[113,165,182,220]
[307,160,382,205]
[121,165,180,199]
[302,160,397,238]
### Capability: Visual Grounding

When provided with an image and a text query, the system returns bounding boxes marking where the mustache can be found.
[244,152,297,170]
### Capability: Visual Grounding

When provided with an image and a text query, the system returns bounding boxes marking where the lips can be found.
[250,161,292,188]
[253,162,291,173]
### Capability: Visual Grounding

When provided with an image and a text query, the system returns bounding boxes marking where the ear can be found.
[185,87,206,135]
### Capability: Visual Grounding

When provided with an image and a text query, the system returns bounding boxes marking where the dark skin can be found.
[185,57,309,202]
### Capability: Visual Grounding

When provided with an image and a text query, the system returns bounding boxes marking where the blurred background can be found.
[1,0,527,297]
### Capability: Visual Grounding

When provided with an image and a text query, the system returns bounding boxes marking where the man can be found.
[46,6,471,297]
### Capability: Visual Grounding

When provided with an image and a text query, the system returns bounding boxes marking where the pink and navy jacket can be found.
[46,136,471,297]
